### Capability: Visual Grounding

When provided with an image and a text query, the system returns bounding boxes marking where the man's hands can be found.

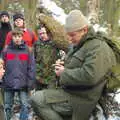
[54,59,65,77]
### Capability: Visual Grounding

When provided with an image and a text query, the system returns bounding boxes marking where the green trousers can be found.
[30,89,97,120]
[30,89,72,120]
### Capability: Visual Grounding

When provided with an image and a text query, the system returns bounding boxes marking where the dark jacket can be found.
[0,22,12,53]
[2,40,36,90]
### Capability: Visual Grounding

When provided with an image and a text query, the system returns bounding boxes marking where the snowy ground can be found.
[114,89,120,103]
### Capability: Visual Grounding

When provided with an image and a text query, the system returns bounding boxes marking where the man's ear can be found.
[83,26,88,34]
[84,26,88,33]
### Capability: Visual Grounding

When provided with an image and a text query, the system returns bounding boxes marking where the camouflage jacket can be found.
[34,39,61,85]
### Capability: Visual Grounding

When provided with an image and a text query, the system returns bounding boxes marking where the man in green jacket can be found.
[30,10,116,120]
[34,25,61,89]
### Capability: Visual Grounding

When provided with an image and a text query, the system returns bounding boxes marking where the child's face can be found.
[0,62,5,80]
[12,34,23,45]
[38,27,49,41]
[14,18,24,28]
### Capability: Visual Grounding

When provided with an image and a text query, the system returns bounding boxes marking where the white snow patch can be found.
[115,89,120,103]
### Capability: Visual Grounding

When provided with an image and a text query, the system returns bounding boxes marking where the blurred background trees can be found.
[0,0,37,29]
[0,0,120,36]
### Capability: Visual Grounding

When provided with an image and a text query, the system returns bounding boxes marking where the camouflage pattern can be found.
[35,39,60,85]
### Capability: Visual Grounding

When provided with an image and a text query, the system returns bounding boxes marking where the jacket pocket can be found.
[68,53,84,68]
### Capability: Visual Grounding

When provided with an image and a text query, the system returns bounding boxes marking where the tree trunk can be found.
[87,0,100,25]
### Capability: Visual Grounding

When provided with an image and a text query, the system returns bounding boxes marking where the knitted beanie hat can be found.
[0,11,10,18]
[65,10,90,32]
[13,13,24,21]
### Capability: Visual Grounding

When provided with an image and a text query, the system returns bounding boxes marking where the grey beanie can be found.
[65,10,90,32]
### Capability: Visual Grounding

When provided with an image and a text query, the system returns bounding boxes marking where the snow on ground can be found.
[115,89,120,103]
[93,24,108,33]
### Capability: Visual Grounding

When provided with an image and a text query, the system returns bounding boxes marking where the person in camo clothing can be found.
[34,25,62,89]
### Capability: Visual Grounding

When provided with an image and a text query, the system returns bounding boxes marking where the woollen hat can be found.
[65,10,90,32]
[0,11,10,18]
[13,13,24,21]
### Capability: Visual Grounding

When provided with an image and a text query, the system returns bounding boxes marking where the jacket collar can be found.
[9,40,26,50]
[73,27,96,50]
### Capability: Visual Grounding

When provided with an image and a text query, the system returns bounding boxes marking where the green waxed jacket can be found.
[61,28,116,91]
[59,28,116,119]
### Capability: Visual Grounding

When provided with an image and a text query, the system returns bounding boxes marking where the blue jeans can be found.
[4,90,30,120]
